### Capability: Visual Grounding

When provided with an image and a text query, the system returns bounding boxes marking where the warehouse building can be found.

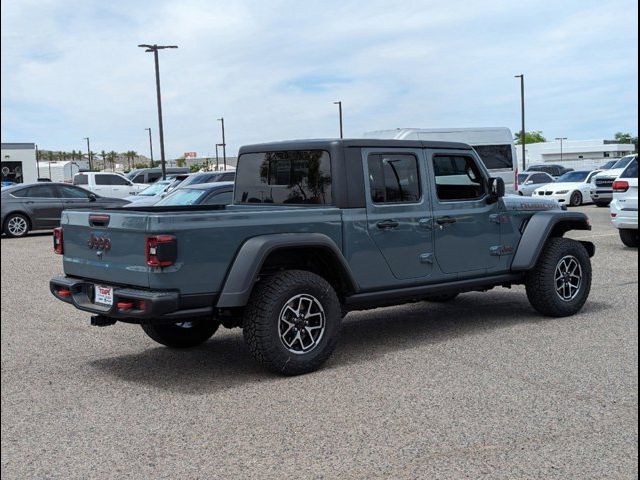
[520,139,636,170]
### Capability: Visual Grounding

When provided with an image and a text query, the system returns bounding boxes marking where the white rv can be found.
[363,127,518,192]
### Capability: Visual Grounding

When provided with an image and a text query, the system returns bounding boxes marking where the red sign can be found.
[184,152,197,158]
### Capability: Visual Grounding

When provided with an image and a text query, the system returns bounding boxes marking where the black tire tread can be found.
[619,229,639,248]
[525,237,592,317]
[243,270,341,375]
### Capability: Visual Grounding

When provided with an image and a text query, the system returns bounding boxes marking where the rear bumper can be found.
[50,276,215,322]
[590,189,613,201]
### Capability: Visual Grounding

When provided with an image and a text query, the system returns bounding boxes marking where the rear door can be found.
[363,148,435,280]
[427,149,502,276]
[55,184,94,210]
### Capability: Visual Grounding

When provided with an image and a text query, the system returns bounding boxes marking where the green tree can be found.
[614,132,638,152]
[175,156,186,167]
[107,151,118,171]
[514,131,547,145]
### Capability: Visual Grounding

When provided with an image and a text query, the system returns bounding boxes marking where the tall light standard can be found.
[145,128,154,168]
[514,74,525,170]
[217,118,227,170]
[333,101,343,138]
[138,43,178,179]
[83,137,92,171]
[215,143,223,171]
[555,137,567,163]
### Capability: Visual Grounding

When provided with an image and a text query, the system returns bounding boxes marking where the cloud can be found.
[1,0,637,158]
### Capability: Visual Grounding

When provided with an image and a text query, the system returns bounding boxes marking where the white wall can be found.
[1,143,38,184]
[518,139,636,170]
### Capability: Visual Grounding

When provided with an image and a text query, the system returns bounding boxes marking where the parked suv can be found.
[591,154,638,207]
[610,158,638,247]
[51,139,595,375]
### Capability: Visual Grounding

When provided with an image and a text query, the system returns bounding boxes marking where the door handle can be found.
[377,219,400,230]
[436,216,457,225]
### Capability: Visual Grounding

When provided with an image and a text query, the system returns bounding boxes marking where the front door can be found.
[426,149,501,276]
[364,149,435,280]
[18,184,63,228]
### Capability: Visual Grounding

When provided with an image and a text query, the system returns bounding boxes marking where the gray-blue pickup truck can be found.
[51,139,595,375]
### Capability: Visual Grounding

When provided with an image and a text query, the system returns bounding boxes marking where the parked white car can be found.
[610,158,638,247]
[516,171,555,196]
[73,172,146,199]
[591,154,638,207]
[533,170,601,207]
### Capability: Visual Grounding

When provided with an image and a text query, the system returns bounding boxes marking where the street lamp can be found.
[555,137,568,163]
[138,43,178,179]
[83,137,92,171]
[333,101,343,139]
[217,118,227,170]
[145,128,154,168]
[514,74,525,170]
[215,143,224,171]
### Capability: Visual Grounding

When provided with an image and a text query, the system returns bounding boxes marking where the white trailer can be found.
[363,127,518,192]
[37,161,81,183]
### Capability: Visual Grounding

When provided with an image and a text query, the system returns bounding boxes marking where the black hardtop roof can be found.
[239,138,473,154]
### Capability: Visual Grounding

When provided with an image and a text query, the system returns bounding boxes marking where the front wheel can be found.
[619,229,639,248]
[141,318,220,348]
[569,191,583,207]
[243,270,341,375]
[525,238,592,317]
[3,213,30,238]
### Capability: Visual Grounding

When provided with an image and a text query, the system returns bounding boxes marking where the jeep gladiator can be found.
[51,139,595,375]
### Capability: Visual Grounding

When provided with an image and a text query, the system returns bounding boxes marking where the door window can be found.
[532,174,551,184]
[95,174,130,185]
[57,185,92,199]
[12,185,58,198]
[73,174,88,185]
[367,154,420,204]
[202,190,233,205]
[131,174,146,183]
[147,173,162,183]
[432,155,486,201]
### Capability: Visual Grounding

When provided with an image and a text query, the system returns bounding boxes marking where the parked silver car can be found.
[517,172,555,196]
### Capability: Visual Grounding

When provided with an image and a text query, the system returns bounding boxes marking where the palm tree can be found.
[108,151,118,171]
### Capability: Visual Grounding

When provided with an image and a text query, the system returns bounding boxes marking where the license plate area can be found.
[94,285,114,306]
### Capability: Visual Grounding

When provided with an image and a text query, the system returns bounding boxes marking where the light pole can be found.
[555,137,567,163]
[217,118,227,170]
[333,101,343,138]
[215,143,223,171]
[35,144,41,179]
[514,74,525,170]
[83,137,92,171]
[145,128,154,168]
[138,44,178,179]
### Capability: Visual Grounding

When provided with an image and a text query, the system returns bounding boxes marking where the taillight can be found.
[53,227,64,254]
[146,235,177,267]
[613,180,630,192]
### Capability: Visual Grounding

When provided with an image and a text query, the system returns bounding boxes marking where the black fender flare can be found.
[511,211,595,271]
[216,233,358,308]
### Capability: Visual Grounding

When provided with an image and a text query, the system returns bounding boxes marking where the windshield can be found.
[138,180,172,196]
[556,171,590,183]
[612,156,635,169]
[178,173,222,188]
[155,188,207,206]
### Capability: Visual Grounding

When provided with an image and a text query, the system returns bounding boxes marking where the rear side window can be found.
[621,159,638,179]
[95,174,129,186]
[203,190,233,205]
[131,174,146,183]
[367,153,420,203]
[472,145,513,170]
[74,174,88,185]
[235,150,332,205]
[433,155,486,201]
[147,173,162,183]
[532,174,551,183]
[12,185,58,198]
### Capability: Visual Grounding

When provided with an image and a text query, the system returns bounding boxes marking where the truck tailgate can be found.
[61,210,151,288]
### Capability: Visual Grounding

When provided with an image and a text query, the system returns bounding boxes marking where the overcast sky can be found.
[1,0,637,158]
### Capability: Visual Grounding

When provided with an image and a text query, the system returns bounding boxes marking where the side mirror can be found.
[88,193,97,202]
[487,177,505,204]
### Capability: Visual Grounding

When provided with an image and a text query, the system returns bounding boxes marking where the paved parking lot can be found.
[1,205,637,479]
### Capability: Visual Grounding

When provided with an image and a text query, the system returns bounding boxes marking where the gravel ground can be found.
[1,205,637,479]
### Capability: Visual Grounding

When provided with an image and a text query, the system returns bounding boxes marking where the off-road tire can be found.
[424,293,459,302]
[569,191,583,207]
[619,229,639,248]
[243,270,341,376]
[141,319,219,348]
[3,213,30,238]
[525,238,592,317]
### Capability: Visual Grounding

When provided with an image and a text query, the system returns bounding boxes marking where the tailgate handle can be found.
[89,214,110,227]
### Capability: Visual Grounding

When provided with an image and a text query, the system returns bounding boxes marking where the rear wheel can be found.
[141,318,219,348]
[619,229,639,248]
[243,270,341,375]
[525,238,592,317]
[569,191,583,207]
[3,213,30,238]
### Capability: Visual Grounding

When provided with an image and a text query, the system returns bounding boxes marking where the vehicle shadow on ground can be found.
[89,293,611,393]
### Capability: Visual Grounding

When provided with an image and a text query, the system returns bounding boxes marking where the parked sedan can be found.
[517,172,554,196]
[153,181,234,206]
[533,170,601,207]
[123,175,187,206]
[1,183,127,238]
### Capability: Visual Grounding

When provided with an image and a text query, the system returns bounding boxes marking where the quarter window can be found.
[95,174,130,186]
[367,153,420,203]
[433,155,486,201]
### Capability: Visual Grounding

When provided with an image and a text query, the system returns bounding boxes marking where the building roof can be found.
[1,143,36,150]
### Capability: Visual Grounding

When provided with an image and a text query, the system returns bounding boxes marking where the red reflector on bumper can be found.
[58,289,71,297]
[117,301,135,310]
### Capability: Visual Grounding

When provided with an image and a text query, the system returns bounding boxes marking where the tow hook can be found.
[90,315,117,327]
